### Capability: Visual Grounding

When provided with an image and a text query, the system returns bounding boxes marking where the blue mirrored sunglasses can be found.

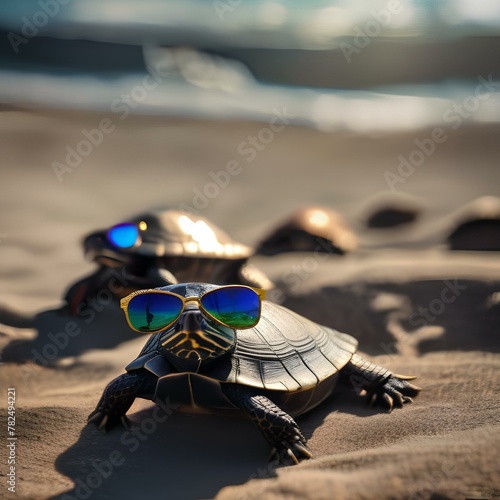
[120,285,266,333]
[107,223,141,249]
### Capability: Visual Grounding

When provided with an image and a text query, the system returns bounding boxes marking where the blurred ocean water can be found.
[0,0,499,131]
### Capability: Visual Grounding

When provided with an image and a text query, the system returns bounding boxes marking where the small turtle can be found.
[447,196,500,251]
[65,210,272,314]
[361,192,425,229]
[88,283,420,464]
[256,207,357,256]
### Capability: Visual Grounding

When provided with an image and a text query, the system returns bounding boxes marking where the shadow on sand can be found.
[283,279,500,355]
[0,304,139,365]
[50,375,390,500]
[52,405,273,500]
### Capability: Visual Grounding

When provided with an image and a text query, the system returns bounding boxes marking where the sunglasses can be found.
[107,222,147,249]
[120,285,266,333]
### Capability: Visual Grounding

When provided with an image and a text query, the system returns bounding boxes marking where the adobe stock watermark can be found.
[213,0,243,21]
[51,61,171,183]
[61,396,179,500]
[340,0,403,63]
[385,75,499,191]
[178,106,295,214]
[6,0,73,54]
[51,119,116,182]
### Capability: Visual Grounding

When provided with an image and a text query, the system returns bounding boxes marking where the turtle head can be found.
[156,283,237,370]
[160,302,236,370]
[83,216,165,269]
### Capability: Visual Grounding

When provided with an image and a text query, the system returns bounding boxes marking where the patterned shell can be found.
[135,300,358,393]
[229,302,357,391]
[128,210,253,259]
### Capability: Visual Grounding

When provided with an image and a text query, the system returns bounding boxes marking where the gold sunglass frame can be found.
[120,285,266,334]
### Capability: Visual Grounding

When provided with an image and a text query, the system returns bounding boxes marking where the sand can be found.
[1,108,500,500]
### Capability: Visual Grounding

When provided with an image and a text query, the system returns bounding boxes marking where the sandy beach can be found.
[1,107,500,500]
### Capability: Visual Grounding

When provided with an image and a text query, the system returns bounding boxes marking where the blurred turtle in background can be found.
[256,207,357,256]
[360,192,426,229]
[65,210,273,315]
[447,196,500,251]
[0,210,273,364]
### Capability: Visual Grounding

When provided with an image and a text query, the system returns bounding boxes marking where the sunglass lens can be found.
[107,223,139,249]
[127,293,183,332]
[201,287,261,328]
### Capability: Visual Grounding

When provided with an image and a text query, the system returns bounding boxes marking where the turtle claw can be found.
[293,441,313,460]
[269,432,312,465]
[120,415,132,430]
[270,443,309,466]
[346,355,421,412]
[87,409,103,425]
[286,448,300,466]
[370,391,394,411]
[222,388,312,466]
[268,447,278,462]
[87,408,130,432]
[392,373,417,381]
[87,372,154,432]
[87,409,107,429]
[368,375,421,412]
[265,426,311,465]
[97,414,109,430]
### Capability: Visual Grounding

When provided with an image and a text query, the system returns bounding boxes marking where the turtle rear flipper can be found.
[344,354,421,412]
[88,370,157,431]
[222,384,312,465]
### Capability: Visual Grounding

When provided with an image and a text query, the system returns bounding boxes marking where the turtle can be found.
[446,196,500,251]
[256,207,357,256]
[360,192,426,229]
[88,282,420,464]
[65,210,273,314]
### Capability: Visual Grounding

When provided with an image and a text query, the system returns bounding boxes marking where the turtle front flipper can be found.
[343,353,421,412]
[222,384,312,465]
[88,370,157,431]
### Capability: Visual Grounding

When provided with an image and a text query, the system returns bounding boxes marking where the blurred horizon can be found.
[0,0,499,132]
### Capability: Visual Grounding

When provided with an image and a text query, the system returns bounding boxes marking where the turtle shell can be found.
[84,210,252,263]
[360,191,426,229]
[447,196,500,251]
[125,283,358,416]
[126,210,253,259]
[256,207,358,255]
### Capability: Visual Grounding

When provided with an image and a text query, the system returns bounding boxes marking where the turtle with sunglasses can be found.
[64,210,272,315]
[88,283,420,464]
